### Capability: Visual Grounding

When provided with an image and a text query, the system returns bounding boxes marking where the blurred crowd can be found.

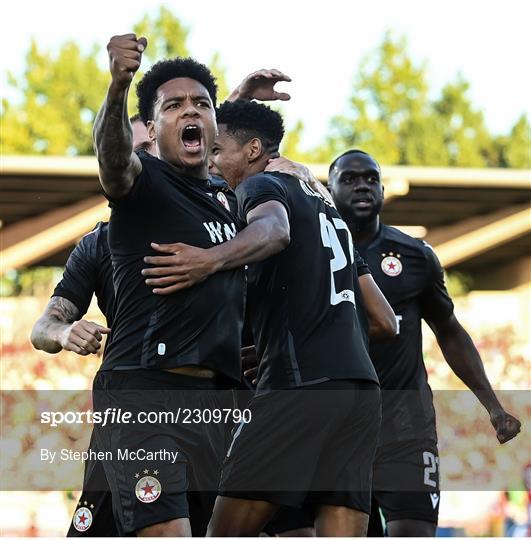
[0,295,529,536]
[2,296,528,392]
[425,323,530,391]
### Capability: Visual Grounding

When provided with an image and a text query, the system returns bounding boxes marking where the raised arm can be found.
[227,69,291,103]
[93,34,146,199]
[31,297,110,356]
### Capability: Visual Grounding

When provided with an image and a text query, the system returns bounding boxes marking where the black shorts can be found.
[67,435,221,537]
[219,379,381,514]
[67,432,118,537]
[263,506,314,536]
[92,369,233,535]
[371,438,440,525]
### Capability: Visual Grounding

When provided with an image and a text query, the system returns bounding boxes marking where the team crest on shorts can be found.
[73,505,93,532]
[381,253,402,277]
[216,191,230,211]
[135,471,161,503]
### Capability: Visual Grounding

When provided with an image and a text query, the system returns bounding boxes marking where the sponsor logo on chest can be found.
[203,221,237,244]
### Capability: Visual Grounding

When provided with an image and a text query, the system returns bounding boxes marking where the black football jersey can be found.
[53,221,114,325]
[101,151,245,380]
[207,174,238,214]
[356,224,454,444]
[236,172,378,394]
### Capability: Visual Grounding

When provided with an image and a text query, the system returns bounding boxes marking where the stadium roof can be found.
[1,156,530,288]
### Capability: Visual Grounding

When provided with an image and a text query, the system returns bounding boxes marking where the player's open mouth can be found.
[353,197,373,208]
[181,125,202,153]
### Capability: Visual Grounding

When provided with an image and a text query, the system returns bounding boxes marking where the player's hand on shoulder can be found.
[489,407,521,444]
[143,242,222,294]
[107,33,147,89]
[228,69,291,102]
[266,156,310,182]
[266,157,336,208]
[59,320,111,356]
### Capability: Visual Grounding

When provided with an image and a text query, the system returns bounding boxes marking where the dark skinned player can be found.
[92,33,248,536]
[326,149,521,536]
[141,101,394,536]
[31,118,236,537]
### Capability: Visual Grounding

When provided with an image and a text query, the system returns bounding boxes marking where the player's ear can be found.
[247,138,263,163]
[147,120,156,141]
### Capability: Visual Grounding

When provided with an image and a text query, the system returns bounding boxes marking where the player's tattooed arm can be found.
[227,69,291,102]
[143,201,290,294]
[266,157,336,208]
[31,297,110,356]
[94,34,145,199]
[427,314,521,444]
[359,274,398,339]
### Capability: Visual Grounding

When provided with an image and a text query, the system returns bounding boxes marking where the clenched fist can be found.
[489,407,521,444]
[59,319,111,356]
[107,33,147,88]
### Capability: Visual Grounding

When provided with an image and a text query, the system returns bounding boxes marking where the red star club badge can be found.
[73,507,93,532]
[216,192,230,211]
[135,475,162,503]
[381,255,403,277]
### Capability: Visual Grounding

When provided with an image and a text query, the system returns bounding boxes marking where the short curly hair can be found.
[216,100,285,154]
[136,57,217,124]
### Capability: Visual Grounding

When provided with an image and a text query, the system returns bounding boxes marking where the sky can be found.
[2,0,530,149]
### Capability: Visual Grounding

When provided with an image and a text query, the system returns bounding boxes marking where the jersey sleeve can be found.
[53,229,100,317]
[354,249,371,277]
[418,242,454,323]
[103,151,151,208]
[235,174,291,223]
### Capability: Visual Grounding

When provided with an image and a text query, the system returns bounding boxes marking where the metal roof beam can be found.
[0,196,109,273]
[428,204,531,267]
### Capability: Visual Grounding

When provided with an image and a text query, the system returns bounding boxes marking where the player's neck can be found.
[349,217,380,246]
[247,156,272,180]
[168,160,210,181]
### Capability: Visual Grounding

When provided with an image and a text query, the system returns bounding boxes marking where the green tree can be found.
[128,7,191,114]
[433,76,493,167]
[1,8,232,156]
[501,114,531,168]
[327,32,445,165]
[208,52,230,103]
[1,40,109,155]
[324,32,528,168]
[133,6,190,62]
[280,119,314,162]
[445,271,474,297]
[131,9,231,111]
